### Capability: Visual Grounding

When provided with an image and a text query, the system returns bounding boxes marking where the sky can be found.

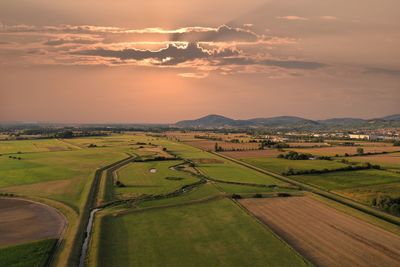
[0,0,399,123]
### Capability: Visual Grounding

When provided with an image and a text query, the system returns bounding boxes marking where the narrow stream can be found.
[79,208,101,267]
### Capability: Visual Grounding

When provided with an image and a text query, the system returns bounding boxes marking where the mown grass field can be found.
[214,182,295,194]
[114,160,199,199]
[335,182,400,204]
[0,139,77,154]
[183,140,260,151]
[291,169,400,190]
[242,157,348,174]
[92,199,308,267]
[348,152,400,170]
[143,138,287,186]
[137,183,222,208]
[0,147,129,210]
[0,238,57,267]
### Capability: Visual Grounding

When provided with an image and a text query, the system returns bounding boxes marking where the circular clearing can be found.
[0,198,66,247]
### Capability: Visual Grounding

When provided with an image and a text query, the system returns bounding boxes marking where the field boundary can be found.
[231,198,312,266]
[211,151,400,227]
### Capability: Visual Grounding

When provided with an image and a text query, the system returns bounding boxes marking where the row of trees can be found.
[282,162,381,176]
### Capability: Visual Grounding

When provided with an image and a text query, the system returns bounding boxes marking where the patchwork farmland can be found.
[1,132,400,267]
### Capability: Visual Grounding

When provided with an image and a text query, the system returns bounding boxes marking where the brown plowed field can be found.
[0,198,66,246]
[240,196,400,267]
[291,146,400,156]
[220,149,283,159]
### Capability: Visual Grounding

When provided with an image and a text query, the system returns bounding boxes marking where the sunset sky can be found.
[1,0,399,123]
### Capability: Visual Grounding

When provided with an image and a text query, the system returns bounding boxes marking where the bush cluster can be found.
[277,151,312,160]
[372,195,400,216]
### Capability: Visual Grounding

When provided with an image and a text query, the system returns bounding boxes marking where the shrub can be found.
[231,194,242,199]
[253,193,263,198]
[277,192,291,197]
[278,151,312,160]
[115,180,126,187]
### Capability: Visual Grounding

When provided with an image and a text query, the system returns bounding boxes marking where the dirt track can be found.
[240,196,400,267]
[0,198,66,246]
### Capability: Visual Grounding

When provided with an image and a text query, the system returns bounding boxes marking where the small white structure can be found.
[348,134,370,140]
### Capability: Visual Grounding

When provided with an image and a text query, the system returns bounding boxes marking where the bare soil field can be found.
[0,198,66,247]
[291,146,400,156]
[220,149,283,159]
[183,140,259,151]
[326,140,394,147]
[240,196,400,267]
[287,142,330,147]
[348,153,400,168]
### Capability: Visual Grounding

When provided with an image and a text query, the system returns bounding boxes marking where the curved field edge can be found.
[0,196,73,267]
[87,198,311,267]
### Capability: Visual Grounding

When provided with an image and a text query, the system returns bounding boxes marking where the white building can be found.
[348,134,370,140]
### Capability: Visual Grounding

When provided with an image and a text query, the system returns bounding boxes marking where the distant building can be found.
[348,134,370,140]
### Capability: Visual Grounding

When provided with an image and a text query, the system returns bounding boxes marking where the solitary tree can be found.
[357,147,364,155]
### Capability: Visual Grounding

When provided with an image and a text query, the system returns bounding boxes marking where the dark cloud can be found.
[74,43,238,65]
[221,57,326,69]
[260,59,327,69]
[364,67,400,76]
[169,25,260,42]
[44,38,98,46]
[3,24,261,43]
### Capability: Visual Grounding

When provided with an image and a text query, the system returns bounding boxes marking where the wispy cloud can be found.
[364,67,400,76]
[277,16,309,21]
[319,16,338,20]
[178,72,209,79]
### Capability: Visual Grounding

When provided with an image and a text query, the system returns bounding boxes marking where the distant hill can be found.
[249,116,318,128]
[175,114,252,128]
[174,114,400,129]
[379,114,400,121]
[318,118,367,127]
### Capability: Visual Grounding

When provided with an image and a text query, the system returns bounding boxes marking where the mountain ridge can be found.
[174,114,400,129]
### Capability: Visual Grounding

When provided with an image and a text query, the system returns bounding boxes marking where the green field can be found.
[137,183,222,208]
[292,169,400,190]
[92,199,308,267]
[335,182,400,204]
[0,147,128,210]
[215,182,295,195]
[0,239,57,267]
[0,139,77,154]
[152,140,285,186]
[243,157,348,174]
[114,160,200,199]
